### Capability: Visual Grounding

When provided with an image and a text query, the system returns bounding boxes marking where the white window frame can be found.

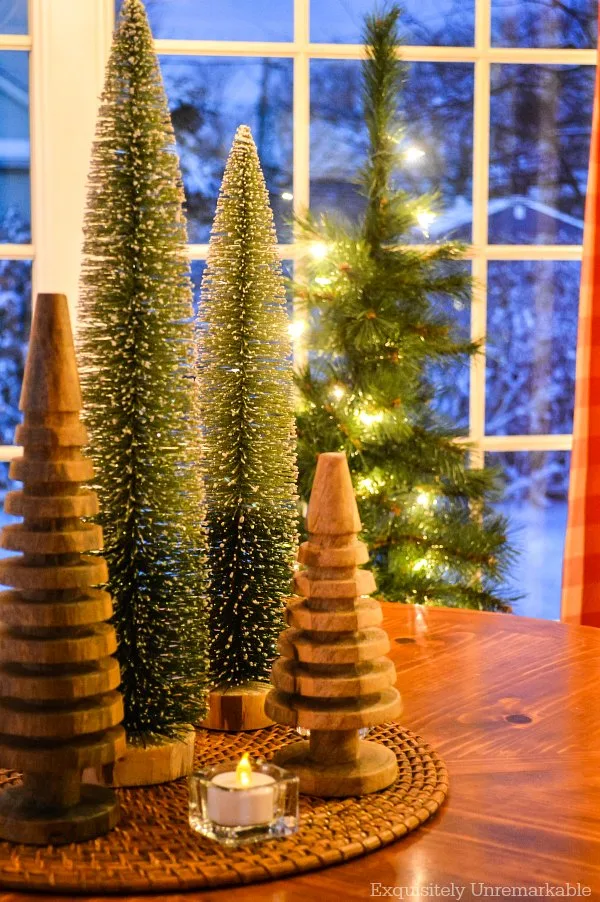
[0,0,593,470]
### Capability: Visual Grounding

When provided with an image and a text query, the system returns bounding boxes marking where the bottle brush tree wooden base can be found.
[265,452,402,797]
[199,682,274,731]
[82,726,196,787]
[0,293,125,844]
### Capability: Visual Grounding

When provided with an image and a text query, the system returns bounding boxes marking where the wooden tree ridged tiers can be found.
[0,292,125,844]
[265,452,402,797]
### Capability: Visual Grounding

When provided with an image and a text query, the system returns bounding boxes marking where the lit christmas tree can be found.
[78,0,209,738]
[295,7,513,612]
[198,125,298,692]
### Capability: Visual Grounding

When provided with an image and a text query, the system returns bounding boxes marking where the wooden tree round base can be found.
[199,682,274,731]
[0,783,118,846]
[82,726,196,787]
[273,738,398,797]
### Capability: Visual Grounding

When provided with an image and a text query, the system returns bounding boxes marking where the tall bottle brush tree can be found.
[295,6,514,612]
[197,125,298,695]
[78,0,209,738]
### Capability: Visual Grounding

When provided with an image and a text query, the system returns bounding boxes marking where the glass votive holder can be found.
[189,758,299,847]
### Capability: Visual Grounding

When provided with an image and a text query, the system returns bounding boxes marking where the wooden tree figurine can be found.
[265,451,402,797]
[0,293,125,845]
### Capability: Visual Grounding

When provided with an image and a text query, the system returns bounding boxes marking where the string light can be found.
[358,476,377,494]
[309,241,329,260]
[281,191,293,201]
[288,319,306,340]
[405,145,425,163]
[413,558,429,573]
[330,384,346,400]
[416,210,436,237]
[315,276,332,286]
[359,410,384,426]
[416,491,432,507]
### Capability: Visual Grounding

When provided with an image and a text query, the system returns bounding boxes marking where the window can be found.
[0,0,31,542]
[1,0,596,620]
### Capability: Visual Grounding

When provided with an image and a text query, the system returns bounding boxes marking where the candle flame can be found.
[236,753,252,788]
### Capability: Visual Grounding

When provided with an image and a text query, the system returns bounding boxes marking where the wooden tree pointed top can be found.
[20,293,82,414]
[307,452,361,536]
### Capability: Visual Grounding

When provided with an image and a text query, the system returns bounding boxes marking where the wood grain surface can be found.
[198,682,274,731]
[2,604,600,899]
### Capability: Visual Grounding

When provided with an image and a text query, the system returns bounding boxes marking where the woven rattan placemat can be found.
[0,723,448,895]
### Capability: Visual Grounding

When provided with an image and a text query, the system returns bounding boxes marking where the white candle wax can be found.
[207,770,276,827]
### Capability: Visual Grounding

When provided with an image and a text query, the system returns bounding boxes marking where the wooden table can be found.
[3,604,600,902]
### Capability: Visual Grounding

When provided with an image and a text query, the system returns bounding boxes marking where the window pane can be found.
[191,259,206,317]
[0,51,30,240]
[0,259,31,445]
[0,1,27,34]
[492,0,597,49]
[428,262,471,431]
[486,261,579,437]
[310,60,474,241]
[488,450,569,620]
[161,57,293,243]
[489,64,594,244]
[311,0,474,46]
[116,0,292,41]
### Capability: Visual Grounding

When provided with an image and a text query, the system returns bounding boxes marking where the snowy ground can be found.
[497,499,567,620]
[0,503,567,622]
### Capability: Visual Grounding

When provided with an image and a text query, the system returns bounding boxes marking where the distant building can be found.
[309,181,586,245]
[431,195,585,245]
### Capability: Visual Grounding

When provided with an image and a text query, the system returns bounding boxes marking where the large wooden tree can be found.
[0,293,125,844]
[78,0,209,739]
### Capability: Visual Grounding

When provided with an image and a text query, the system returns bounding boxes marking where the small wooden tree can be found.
[266,451,401,797]
[0,293,124,845]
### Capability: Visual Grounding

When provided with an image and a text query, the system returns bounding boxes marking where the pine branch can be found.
[293,3,516,613]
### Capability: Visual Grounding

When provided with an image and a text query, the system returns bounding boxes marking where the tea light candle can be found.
[206,754,275,827]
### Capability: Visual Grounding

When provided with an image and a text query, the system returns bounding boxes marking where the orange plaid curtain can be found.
[561,36,600,626]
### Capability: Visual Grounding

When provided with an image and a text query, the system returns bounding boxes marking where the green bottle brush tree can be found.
[197,125,298,731]
[78,0,209,779]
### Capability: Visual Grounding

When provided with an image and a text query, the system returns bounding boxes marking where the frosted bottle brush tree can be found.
[197,125,298,704]
[78,0,209,740]
[294,5,515,612]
